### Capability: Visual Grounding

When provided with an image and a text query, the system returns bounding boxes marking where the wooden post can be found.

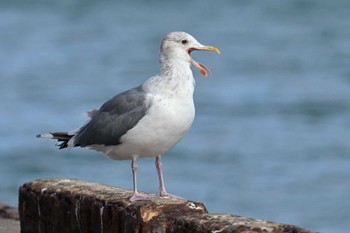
[19,179,315,233]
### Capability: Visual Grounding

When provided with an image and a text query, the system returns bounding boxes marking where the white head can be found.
[160,31,220,76]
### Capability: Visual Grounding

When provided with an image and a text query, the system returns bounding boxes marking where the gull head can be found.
[160,31,220,76]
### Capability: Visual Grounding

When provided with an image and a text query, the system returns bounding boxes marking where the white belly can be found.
[92,94,195,160]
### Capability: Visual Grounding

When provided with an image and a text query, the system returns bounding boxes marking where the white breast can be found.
[96,94,194,160]
[95,61,196,160]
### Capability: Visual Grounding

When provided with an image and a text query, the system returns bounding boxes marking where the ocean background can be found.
[1,0,349,232]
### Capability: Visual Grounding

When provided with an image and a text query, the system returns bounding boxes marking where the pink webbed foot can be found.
[159,191,186,200]
[129,192,156,202]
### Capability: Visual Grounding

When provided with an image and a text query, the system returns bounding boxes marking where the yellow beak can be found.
[190,45,221,54]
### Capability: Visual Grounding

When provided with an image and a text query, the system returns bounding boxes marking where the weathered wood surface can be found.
[19,179,315,233]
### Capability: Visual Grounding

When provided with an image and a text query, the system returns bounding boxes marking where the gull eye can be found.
[181,39,188,45]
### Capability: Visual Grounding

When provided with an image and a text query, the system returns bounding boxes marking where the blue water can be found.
[1,1,350,232]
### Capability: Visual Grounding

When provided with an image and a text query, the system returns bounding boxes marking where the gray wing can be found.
[73,85,151,147]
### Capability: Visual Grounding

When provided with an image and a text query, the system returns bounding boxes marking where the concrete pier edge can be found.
[0,202,20,233]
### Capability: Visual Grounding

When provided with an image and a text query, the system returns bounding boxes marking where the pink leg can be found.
[129,156,155,202]
[155,155,185,200]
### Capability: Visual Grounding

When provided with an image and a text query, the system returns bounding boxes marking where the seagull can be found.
[37,31,220,202]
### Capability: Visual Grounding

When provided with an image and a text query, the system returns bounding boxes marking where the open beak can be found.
[187,45,220,76]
